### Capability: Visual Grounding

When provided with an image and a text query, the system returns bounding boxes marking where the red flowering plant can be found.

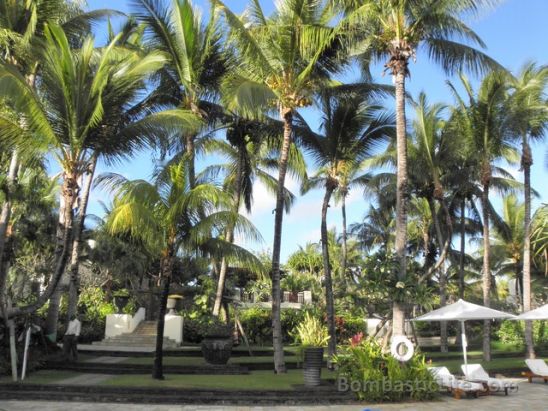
[350,332,364,347]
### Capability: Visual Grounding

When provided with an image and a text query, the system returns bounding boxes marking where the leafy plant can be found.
[292,312,329,348]
[497,320,548,348]
[203,318,233,338]
[334,338,438,402]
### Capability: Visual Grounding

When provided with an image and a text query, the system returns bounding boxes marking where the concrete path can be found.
[0,379,546,411]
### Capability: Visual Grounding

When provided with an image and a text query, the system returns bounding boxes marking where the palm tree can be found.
[532,204,548,274]
[337,0,501,337]
[299,89,393,362]
[350,205,395,252]
[507,62,548,359]
[0,25,172,328]
[491,195,527,304]
[99,156,262,379]
[213,0,344,373]
[202,117,303,317]
[0,0,115,314]
[448,72,519,361]
[407,93,457,352]
[130,0,227,188]
[64,20,183,325]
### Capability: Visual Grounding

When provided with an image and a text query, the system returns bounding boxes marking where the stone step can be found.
[94,338,176,343]
[93,335,178,348]
[93,342,178,347]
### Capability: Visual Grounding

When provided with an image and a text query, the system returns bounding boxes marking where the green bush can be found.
[238,308,271,345]
[497,320,548,348]
[237,308,313,345]
[334,338,438,402]
[183,318,204,343]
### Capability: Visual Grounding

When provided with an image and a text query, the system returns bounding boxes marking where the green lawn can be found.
[0,370,81,384]
[121,355,302,366]
[429,356,547,374]
[99,369,335,390]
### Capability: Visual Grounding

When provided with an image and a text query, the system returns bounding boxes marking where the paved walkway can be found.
[0,379,546,411]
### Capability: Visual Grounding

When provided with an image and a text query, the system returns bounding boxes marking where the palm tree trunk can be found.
[153,247,174,380]
[44,173,79,339]
[340,194,348,287]
[392,68,408,337]
[481,181,491,362]
[459,198,466,299]
[522,138,535,359]
[67,156,97,322]
[428,199,448,352]
[271,106,293,374]
[213,186,241,317]
[0,151,19,299]
[186,134,196,188]
[321,182,336,366]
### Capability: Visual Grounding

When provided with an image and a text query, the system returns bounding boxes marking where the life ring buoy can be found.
[390,335,414,362]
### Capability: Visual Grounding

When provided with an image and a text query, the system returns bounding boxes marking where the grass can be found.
[99,369,334,390]
[428,356,547,375]
[0,370,81,384]
[121,355,302,366]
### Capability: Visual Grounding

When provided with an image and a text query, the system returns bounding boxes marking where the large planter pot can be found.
[303,347,324,387]
[201,336,233,365]
[113,295,129,314]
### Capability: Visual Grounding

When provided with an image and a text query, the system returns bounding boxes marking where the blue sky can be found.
[85,0,548,262]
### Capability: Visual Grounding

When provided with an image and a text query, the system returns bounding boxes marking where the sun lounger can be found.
[429,366,486,399]
[461,364,515,395]
[523,359,548,383]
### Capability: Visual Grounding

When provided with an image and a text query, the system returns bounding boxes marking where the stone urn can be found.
[201,323,233,365]
[113,294,129,314]
[303,347,324,386]
[166,295,182,315]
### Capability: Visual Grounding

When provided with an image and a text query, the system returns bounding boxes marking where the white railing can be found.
[129,307,146,333]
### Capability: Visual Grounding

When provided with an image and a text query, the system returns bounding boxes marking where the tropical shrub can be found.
[334,337,438,402]
[183,317,211,343]
[237,308,314,345]
[335,314,366,344]
[497,320,548,349]
[238,308,272,345]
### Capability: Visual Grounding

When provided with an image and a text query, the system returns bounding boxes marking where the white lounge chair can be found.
[429,366,485,399]
[523,359,548,383]
[461,364,515,395]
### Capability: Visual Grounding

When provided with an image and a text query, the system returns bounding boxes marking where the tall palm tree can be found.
[508,62,548,359]
[299,89,393,362]
[202,118,303,317]
[448,72,519,361]
[213,0,344,373]
[0,25,172,327]
[130,0,227,188]
[64,20,184,325]
[334,164,369,284]
[337,0,501,337]
[407,93,456,352]
[0,0,115,314]
[532,204,548,274]
[491,194,527,304]
[99,156,262,379]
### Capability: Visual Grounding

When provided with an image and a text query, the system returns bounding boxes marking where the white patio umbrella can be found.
[513,303,548,320]
[412,299,515,372]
